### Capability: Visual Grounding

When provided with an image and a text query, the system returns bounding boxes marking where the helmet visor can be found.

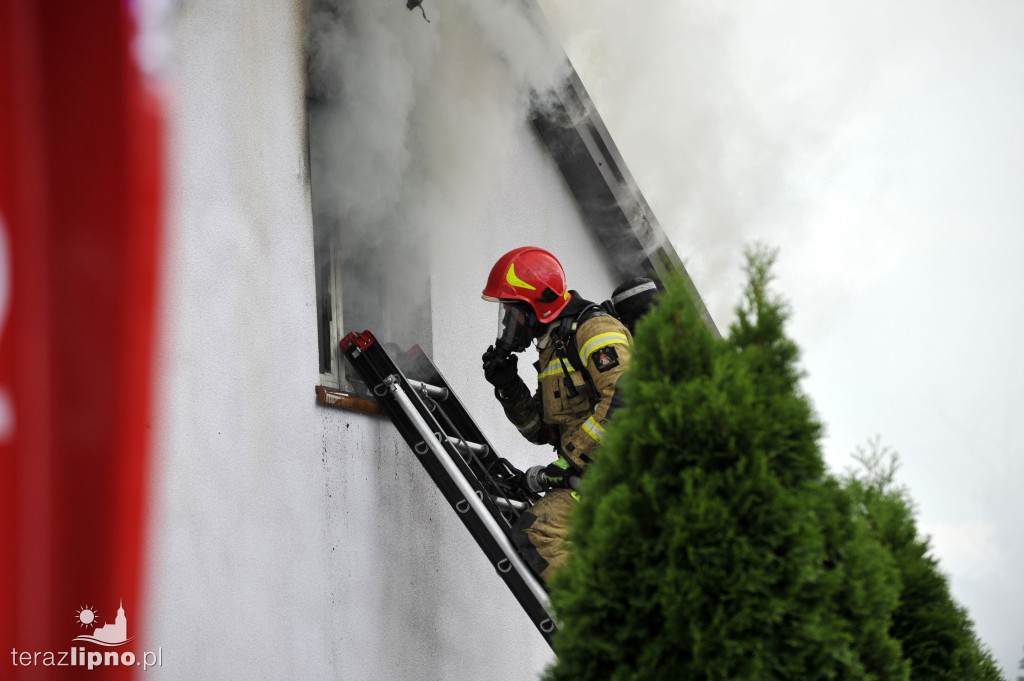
[495,302,536,354]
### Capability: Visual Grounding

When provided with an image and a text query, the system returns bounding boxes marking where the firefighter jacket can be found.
[500,311,632,470]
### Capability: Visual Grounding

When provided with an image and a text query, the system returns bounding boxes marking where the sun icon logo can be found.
[76,605,98,629]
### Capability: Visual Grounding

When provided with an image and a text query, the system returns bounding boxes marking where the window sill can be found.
[315,385,385,416]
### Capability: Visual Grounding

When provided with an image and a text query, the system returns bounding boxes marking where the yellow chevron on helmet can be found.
[505,262,537,291]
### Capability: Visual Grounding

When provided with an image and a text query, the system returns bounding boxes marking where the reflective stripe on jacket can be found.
[501,313,632,469]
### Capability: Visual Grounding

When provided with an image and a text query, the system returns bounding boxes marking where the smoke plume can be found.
[535,0,924,327]
[306,0,571,354]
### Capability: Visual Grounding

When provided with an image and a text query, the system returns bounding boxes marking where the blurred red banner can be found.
[0,1,163,677]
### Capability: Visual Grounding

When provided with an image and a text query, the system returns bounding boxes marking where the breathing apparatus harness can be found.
[550,300,606,400]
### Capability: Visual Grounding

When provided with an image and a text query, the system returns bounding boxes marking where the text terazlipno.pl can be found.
[10,647,162,670]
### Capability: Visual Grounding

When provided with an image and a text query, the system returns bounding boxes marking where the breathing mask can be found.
[494,301,539,355]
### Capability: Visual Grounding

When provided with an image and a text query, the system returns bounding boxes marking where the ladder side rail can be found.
[348,342,504,524]
[342,333,558,645]
[400,347,531,502]
[391,379,515,530]
[382,343,532,525]
[352,341,518,532]
[385,375,559,644]
[426,396,532,522]
[387,379,554,610]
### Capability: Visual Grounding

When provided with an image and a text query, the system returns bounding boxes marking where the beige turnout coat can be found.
[501,312,632,470]
[503,310,631,580]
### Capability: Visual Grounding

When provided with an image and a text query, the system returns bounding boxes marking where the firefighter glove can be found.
[522,461,578,494]
[482,345,522,397]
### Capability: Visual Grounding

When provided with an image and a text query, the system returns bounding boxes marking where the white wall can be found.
[147,2,335,677]
[147,1,621,679]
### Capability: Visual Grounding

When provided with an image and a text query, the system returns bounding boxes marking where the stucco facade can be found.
[146,1,627,678]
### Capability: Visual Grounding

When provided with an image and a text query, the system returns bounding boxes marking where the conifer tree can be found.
[843,440,1005,681]
[545,247,906,681]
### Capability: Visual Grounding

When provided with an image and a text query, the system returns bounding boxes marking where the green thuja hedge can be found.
[843,442,1004,681]
[545,248,907,681]
[544,247,1004,681]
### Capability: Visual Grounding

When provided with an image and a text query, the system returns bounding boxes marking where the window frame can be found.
[315,224,346,392]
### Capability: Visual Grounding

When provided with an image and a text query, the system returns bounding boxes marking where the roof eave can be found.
[523,6,719,335]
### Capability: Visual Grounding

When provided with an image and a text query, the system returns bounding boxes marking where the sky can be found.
[538,0,1024,675]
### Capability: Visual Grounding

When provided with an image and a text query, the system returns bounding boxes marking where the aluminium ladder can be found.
[340,330,557,647]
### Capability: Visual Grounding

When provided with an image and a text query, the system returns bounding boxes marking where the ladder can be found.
[340,330,558,647]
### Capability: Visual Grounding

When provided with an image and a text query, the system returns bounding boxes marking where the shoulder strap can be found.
[554,304,604,397]
[557,304,603,369]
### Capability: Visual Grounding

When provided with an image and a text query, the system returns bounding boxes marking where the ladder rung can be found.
[492,496,527,512]
[407,379,449,401]
[446,436,488,458]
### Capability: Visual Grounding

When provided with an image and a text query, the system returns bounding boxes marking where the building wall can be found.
[147,1,621,679]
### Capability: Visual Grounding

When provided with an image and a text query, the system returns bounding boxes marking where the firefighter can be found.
[481,246,632,581]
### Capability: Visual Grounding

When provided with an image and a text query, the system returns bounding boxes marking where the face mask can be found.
[495,302,537,355]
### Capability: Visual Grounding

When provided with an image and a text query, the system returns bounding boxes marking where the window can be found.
[306,3,434,399]
[313,220,344,391]
[311,211,433,397]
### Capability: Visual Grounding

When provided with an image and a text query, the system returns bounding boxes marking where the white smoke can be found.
[306,0,572,348]
[534,0,944,327]
[307,2,441,240]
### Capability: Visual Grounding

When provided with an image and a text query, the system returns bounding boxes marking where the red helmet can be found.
[481,247,572,321]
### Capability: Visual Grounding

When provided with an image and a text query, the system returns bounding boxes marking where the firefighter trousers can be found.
[511,488,577,582]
